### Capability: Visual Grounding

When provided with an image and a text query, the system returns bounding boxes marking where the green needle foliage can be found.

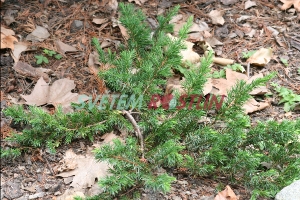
[2,3,299,200]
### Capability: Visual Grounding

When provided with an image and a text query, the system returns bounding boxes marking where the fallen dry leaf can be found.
[167,34,201,65]
[3,9,17,25]
[21,77,87,112]
[245,0,257,9]
[11,42,28,62]
[1,26,18,50]
[214,185,237,200]
[210,69,270,114]
[21,77,50,106]
[247,73,269,95]
[280,0,300,12]
[243,98,270,114]
[1,26,15,35]
[220,0,239,5]
[92,18,108,25]
[56,144,111,200]
[13,61,50,82]
[55,40,77,55]
[118,24,129,40]
[0,33,18,50]
[128,0,148,5]
[205,37,223,47]
[165,75,186,95]
[208,10,225,25]
[26,25,50,42]
[247,48,273,66]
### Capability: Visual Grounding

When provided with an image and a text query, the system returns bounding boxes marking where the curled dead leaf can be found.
[280,0,300,12]
[21,77,88,113]
[165,75,186,95]
[214,185,237,200]
[208,10,225,25]
[247,48,273,66]
[167,34,201,65]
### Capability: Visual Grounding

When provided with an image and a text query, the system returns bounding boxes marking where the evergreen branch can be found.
[122,110,144,159]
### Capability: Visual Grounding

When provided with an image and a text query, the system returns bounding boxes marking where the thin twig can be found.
[122,110,144,159]
[42,153,55,175]
[247,62,250,77]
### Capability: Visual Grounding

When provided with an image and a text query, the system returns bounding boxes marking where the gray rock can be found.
[28,192,45,199]
[1,188,4,199]
[172,196,182,200]
[70,20,83,33]
[200,196,215,200]
[16,195,29,200]
[3,180,23,199]
[275,180,300,200]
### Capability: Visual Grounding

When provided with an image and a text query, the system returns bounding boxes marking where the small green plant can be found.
[212,63,245,78]
[34,55,49,64]
[280,58,288,67]
[297,68,300,74]
[212,69,225,78]
[271,83,300,112]
[242,50,257,59]
[35,49,62,64]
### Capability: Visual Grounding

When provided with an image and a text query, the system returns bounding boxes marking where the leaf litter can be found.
[21,77,88,113]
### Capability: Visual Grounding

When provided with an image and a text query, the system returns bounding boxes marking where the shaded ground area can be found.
[1,0,299,199]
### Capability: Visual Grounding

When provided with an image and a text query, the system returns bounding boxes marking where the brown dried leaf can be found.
[128,0,148,5]
[92,18,108,25]
[21,77,50,106]
[214,185,237,200]
[21,77,87,112]
[1,33,18,50]
[12,42,28,62]
[210,69,270,113]
[13,62,50,82]
[56,148,110,199]
[55,40,78,55]
[220,0,239,5]
[25,25,50,42]
[247,48,273,66]
[243,98,270,114]
[245,0,257,9]
[165,75,186,95]
[1,26,15,36]
[48,79,79,109]
[208,10,225,25]
[280,0,300,12]
[118,24,129,40]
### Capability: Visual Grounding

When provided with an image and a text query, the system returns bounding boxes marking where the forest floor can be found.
[1,0,300,199]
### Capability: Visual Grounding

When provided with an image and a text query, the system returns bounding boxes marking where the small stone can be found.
[275,180,300,200]
[3,180,23,199]
[200,195,214,200]
[177,180,188,186]
[44,183,52,190]
[49,182,61,193]
[28,192,45,199]
[70,20,83,33]
[64,176,73,184]
[54,191,62,196]
[44,168,51,175]
[172,195,182,200]
[13,173,19,178]
[18,165,25,170]
[15,195,29,200]
[36,168,42,173]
